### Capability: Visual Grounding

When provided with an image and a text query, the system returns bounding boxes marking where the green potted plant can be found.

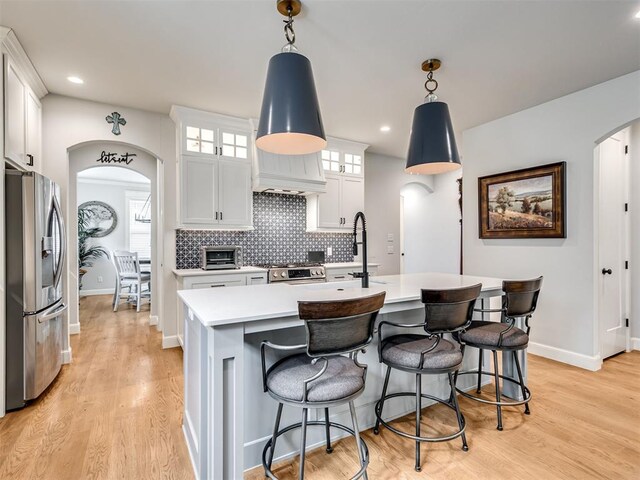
[78,207,108,289]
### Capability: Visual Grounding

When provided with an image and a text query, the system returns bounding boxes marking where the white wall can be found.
[402,170,461,274]
[364,153,434,275]
[630,122,640,343]
[42,94,178,354]
[463,71,640,369]
[77,176,150,293]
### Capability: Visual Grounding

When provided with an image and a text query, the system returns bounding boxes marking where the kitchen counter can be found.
[178,272,526,479]
[178,272,500,327]
[172,266,267,277]
[323,261,380,269]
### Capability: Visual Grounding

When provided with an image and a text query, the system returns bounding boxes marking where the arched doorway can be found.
[67,141,164,336]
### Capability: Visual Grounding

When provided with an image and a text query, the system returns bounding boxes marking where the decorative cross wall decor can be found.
[106,112,126,135]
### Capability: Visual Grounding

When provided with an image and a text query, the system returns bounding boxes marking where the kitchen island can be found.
[178,272,524,480]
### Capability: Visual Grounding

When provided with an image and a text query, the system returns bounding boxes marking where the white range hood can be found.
[251,121,326,195]
[252,149,327,195]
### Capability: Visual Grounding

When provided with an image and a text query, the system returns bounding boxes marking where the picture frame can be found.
[478,162,566,239]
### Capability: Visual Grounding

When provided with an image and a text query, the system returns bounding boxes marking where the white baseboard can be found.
[68,323,81,335]
[62,348,72,364]
[631,337,640,351]
[162,335,180,349]
[528,341,602,371]
[79,288,114,296]
[149,315,158,326]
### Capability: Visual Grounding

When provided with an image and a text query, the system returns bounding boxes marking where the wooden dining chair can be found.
[111,250,151,312]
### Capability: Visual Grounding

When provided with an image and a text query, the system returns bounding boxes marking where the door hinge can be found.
[625,260,629,270]
[626,318,629,328]
[624,203,628,212]
[625,145,629,154]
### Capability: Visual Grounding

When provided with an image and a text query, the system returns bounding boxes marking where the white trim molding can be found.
[150,315,159,327]
[528,342,602,371]
[79,288,114,296]
[630,337,640,351]
[62,348,73,364]
[68,323,81,335]
[162,335,180,349]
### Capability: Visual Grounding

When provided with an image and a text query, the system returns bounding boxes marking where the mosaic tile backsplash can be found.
[176,193,355,269]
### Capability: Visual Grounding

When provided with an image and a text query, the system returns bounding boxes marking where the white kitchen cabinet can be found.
[4,55,25,166]
[174,268,269,348]
[171,106,253,229]
[316,174,342,229]
[181,155,218,225]
[307,138,368,232]
[25,88,41,171]
[2,31,46,173]
[218,160,252,226]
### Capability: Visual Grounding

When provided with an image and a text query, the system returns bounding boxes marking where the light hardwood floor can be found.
[0,295,193,480]
[247,352,640,480]
[1,295,638,479]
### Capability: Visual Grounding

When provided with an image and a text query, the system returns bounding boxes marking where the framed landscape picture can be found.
[478,162,566,239]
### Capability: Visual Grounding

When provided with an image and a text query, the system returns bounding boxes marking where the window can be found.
[125,191,151,259]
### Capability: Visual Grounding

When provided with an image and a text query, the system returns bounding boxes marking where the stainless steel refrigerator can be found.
[5,170,66,410]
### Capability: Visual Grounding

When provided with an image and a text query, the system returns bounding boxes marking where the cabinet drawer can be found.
[247,273,268,285]
[191,274,247,289]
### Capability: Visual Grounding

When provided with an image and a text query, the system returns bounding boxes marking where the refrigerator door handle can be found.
[35,302,67,324]
[52,194,66,290]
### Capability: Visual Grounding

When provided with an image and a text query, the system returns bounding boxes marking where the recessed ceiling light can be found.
[67,76,84,84]
[380,125,391,132]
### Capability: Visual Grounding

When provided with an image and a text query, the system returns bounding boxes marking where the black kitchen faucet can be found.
[351,211,369,288]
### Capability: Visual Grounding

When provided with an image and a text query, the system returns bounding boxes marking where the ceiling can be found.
[1,1,639,157]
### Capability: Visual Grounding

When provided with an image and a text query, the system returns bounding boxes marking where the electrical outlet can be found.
[327,246,333,256]
[97,275,103,284]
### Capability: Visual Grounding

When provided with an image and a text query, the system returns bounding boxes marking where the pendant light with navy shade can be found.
[256,0,327,155]
[405,59,461,175]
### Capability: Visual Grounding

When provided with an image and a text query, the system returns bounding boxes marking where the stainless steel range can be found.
[259,263,327,284]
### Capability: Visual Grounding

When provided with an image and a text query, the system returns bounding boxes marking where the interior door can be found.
[598,132,628,359]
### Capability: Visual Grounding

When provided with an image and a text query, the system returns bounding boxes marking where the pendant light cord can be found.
[283,6,296,46]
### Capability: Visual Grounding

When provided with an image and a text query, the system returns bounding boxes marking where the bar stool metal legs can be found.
[324,408,333,453]
[513,351,530,415]
[267,403,284,471]
[415,374,422,472]
[373,365,391,435]
[455,346,532,431]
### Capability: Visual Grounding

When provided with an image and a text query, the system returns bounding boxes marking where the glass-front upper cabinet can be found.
[181,123,250,162]
[320,140,365,178]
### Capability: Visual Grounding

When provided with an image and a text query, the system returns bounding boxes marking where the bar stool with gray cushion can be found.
[373,284,482,472]
[454,277,543,430]
[261,292,386,480]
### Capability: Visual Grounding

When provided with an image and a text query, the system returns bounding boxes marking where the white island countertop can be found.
[178,272,503,327]
[323,262,380,269]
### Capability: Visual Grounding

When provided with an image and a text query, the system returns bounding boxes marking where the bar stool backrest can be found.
[421,284,482,335]
[298,292,386,357]
[502,277,543,318]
